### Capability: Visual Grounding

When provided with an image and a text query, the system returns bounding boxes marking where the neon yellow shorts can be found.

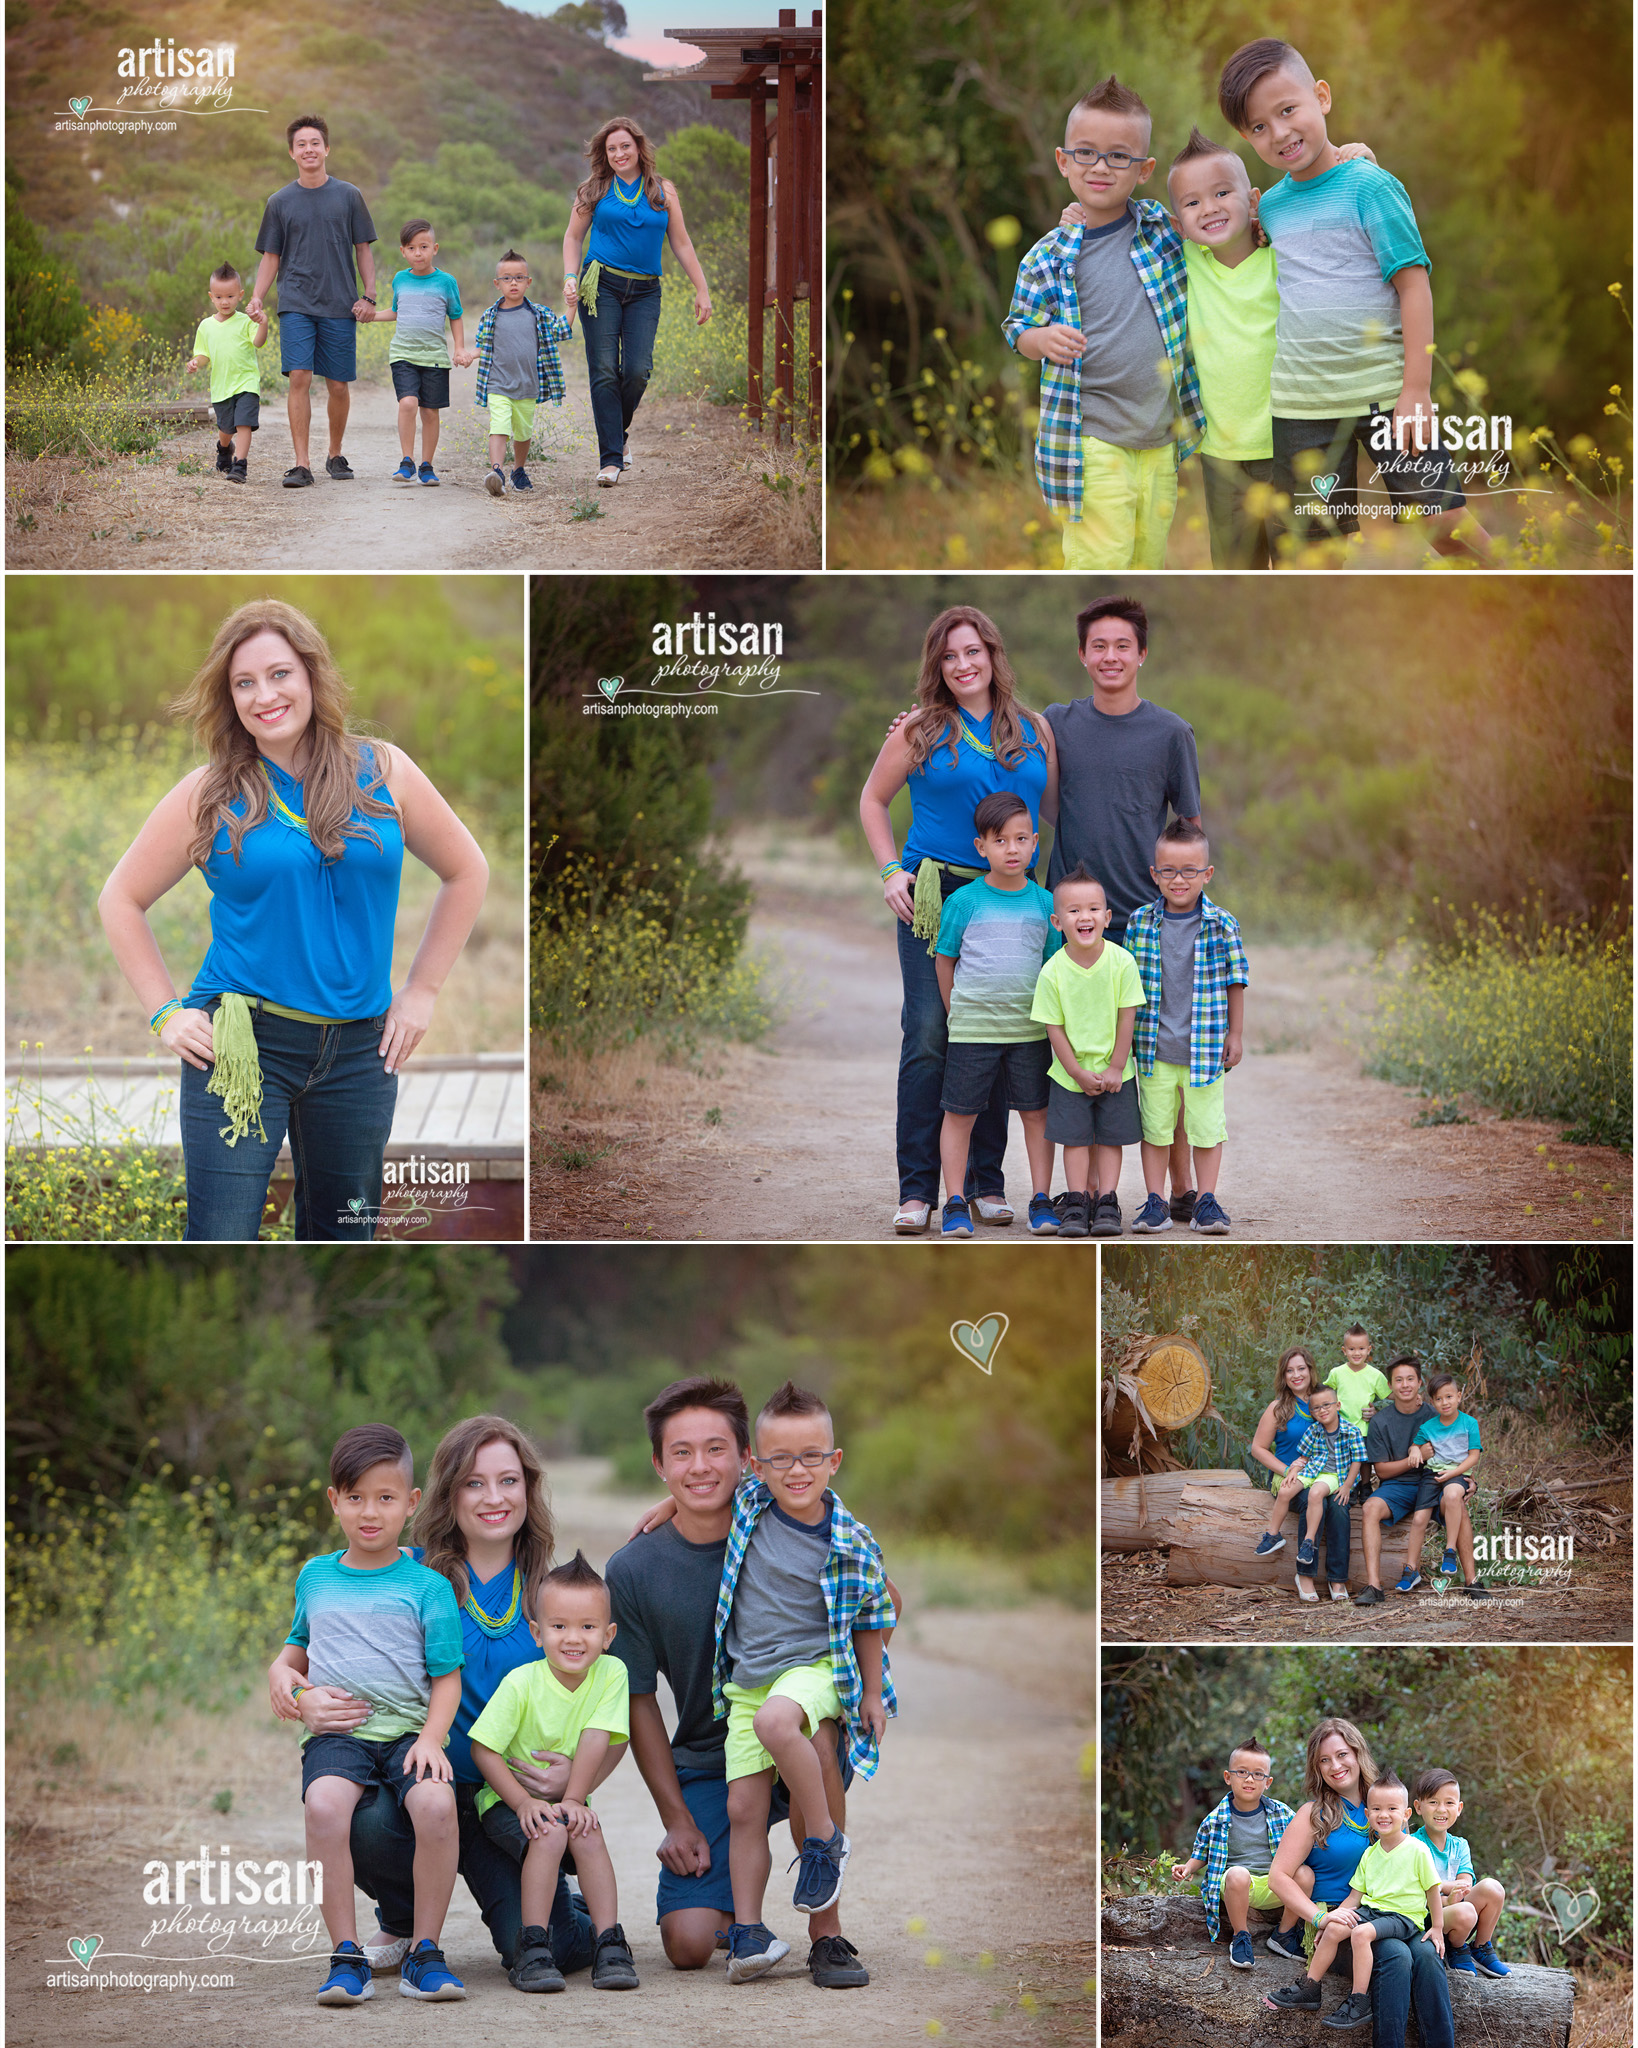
[488,393,537,439]
[1139,1061,1227,1147]
[1309,1472,1341,1496]
[1243,1872,1282,1910]
[1061,437,1178,569]
[722,1657,842,1783]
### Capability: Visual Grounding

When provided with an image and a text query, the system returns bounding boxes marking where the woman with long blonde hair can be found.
[98,597,489,1240]
[859,604,1059,1235]
[268,1415,620,1990]
[560,114,713,487]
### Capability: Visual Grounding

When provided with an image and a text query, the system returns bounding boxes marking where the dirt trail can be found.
[533,857,1632,1242]
[5,355,811,570]
[6,1462,1093,2048]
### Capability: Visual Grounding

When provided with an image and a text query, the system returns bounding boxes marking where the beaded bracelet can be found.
[149,998,183,1035]
[879,861,903,881]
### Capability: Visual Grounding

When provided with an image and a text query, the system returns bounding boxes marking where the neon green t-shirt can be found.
[191,310,261,403]
[467,1651,630,1817]
[1355,1834,1441,1925]
[1326,1363,1393,1429]
[1030,940,1145,1090]
[1183,240,1279,461]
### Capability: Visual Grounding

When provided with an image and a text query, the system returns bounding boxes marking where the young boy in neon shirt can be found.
[185,262,268,484]
[1327,1325,1391,1429]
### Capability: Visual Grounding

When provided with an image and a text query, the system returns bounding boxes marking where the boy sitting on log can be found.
[1265,1771,1443,2029]
[1284,1386,1365,1600]
[1410,1769,1511,1977]
[1170,1737,1313,1969]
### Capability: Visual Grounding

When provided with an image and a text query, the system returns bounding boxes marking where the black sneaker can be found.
[591,1923,639,1990]
[807,1934,870,1988]
[1266,1926,1307,1960]
[507,1925,565,1993]
[1057,1190,1092,1238]
[1462,1579,1492,1599]
[215,441,234,472]
[1263,1978,1321,2012]
[1090,1191,1123,1237]
[228,457,248,484]
[283,465,314,487]
[1323,1990,1373,2030]
[325,453,355,480]
[1353,1584,1386,1606]
[1169,1187,1198,1224]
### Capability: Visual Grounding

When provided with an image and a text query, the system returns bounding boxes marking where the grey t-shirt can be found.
[723,1501,832,1689]
[1226,1800,1273,1875]
[1043,697,1202,933]
[1155,904,1201,1066]
[605,1522,728,1771]
[489,303,538,400]
[255,176,376,320]
[1364,1399,1436,1473]
[1075,210,1175,450]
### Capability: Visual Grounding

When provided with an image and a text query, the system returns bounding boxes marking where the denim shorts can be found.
[390,360,450,407]
[1369,1474,1425,1525]
[941,1037,1051,1115]
[278,311,358,382]
[1045,1073,1142,1147]
[652,1754,853,1923]
[213,390,260,433]
[301,1732,422,1809]
[1272,406,1466,539]
[1415,1471,1475,1519]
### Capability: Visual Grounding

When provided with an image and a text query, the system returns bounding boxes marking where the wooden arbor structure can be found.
[647,13,820,442]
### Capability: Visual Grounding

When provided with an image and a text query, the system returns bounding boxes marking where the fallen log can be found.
[1103,1471,1255,1551]
[1102,1895,1574,2048]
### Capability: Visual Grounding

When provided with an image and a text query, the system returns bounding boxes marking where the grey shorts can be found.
[1415,1471,1475,1520]
[213,390,260,432]
[480,1796,578,1875]
[1045,1073,1141,1147]
[941,1037,1051,1115]
[1354,1911,1425,1946]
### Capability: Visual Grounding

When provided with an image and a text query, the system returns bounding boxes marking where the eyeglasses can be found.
[755,1450,833,1472]
[1063,146,1142,170]
[1154,866,1208,881]
[1227,1768,1271,1781]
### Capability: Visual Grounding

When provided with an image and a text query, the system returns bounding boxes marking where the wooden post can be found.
[747,83,767,430]
[775,10,797,443]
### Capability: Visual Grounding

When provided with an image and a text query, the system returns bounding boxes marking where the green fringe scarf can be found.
[206,993,269,1147]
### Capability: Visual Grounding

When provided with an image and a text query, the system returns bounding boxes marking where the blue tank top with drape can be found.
[585,176,668,273]
[1272,1400,1314,1468]
[901,708,1051,871]
[187,748,403,1019]
[1307,1797,1373,1905]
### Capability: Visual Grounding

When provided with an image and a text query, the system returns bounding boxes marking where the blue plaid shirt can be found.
[473,295,573,407]
[1002,200,1205,521]
[1294,1417,1367,1492]
[1125,895,1250,1088]
[712,1479,897,1778]
[1191,1794,1295,1943]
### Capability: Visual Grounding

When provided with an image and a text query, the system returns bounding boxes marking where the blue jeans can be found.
[1327,1931,1454,2048]
[580,272,662,468]
[896,908,1007,1208]
[1284,1485,1352,1584]
[179,1000,396,1241]
[350,1781,595,1971]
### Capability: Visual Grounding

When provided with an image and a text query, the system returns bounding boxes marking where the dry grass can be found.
[1570,1963,1634,2048]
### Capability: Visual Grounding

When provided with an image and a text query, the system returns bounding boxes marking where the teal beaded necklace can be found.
[463,1564,523,1637]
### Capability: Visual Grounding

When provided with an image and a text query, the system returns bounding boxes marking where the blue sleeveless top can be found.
[901,708,1051,871]
[1271,1399,1314,1467]
[187,749,403,1019]
[585,175,668,274]
[1306,1796,1373,1906]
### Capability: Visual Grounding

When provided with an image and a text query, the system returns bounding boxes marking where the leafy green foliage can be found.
[5,203,88,366]
[374,142,571,267]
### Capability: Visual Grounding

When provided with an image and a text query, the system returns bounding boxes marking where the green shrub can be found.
[5,210,89,366]
[5,360,185,461]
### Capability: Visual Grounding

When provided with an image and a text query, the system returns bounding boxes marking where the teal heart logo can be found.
[68,96,92,119]
[346,1196,364,1214]
[1311,471,1340,501]
[1543,1883,1600,1938]
[949,1312,1009,1375]
[68,1934,102,1969]
[597,676,623,700]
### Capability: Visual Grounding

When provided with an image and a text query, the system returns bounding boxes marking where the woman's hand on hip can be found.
[380,985,436,1074]
[160,1007,216,1070]
[884,870,916,925]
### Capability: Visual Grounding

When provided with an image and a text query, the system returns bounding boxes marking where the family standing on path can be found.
[199,110,713,493]
[860,594,1248,1241]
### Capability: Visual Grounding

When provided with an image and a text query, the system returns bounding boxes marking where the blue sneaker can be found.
[1254,1532,1287,1556]
[511,465,534,491]
[1229,1930,1256,1969]
[1469,1941,1510,1977]
[317,1943,373,2004]
[941,1196,973,1239]
[399,1941,466,2001]
[726,1922,790,1984]
[1027,1191,1059,1234]
[1445,1944,1479,1974]
[1190,1191,1231,1233]
[418,461,440,486]
[1266,1926,1307,1960]
[1295,1538,1317,1571]
[1440,1548,1459,1574]
[484,466,507,496]
[791,1825,851,1912]
[1394,1569,1423,1594]
[1131,1192,1173,1232]
[391,457,417,483]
